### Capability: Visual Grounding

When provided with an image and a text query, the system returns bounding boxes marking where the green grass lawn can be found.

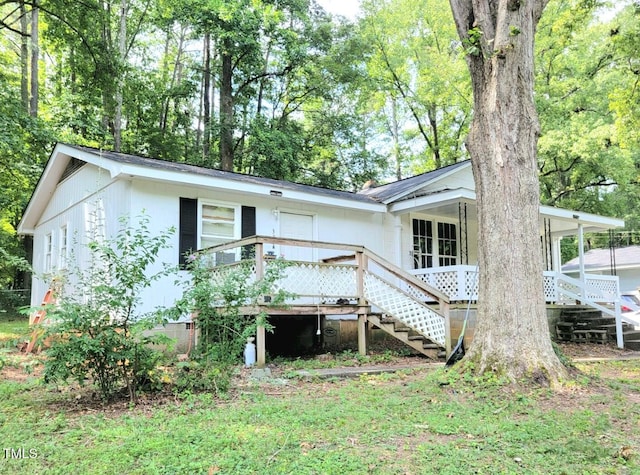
[0,315,29,348]
[0,355,638,474]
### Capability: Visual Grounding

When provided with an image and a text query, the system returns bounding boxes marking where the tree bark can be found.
[113,0,127,152]
[448,0,566,384]
[203,32,211,163]
[29,1,39,118]
[219,40,234,171]
[20,1,29,111]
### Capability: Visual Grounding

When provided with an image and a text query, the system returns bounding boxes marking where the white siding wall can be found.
[128,180,388,316]
[31,166,131,307]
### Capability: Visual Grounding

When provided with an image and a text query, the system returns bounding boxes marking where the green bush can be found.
[173,255,292,367]
[173,360,232,395]
[41,214,176,402]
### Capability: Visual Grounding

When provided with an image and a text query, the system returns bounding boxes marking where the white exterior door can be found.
[279,212,314,262]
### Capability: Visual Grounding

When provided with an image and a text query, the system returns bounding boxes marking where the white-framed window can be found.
[44,232,53,272]
[412,219,433,269]
[199,201,240,264]
[59,224,69,269]
[412,217,457,269]
[437,222,457,266]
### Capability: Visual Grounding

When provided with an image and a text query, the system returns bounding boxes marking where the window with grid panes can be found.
[412,219,433,269]
[438,222,457,266]
[200,203,238,249]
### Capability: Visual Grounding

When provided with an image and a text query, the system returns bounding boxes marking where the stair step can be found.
[367,313,444,359]
[625,340,640,351]
[623,331,640,341]
[560,309,603,318]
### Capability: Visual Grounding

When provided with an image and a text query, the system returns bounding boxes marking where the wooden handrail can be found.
[362,248,450,304]
[200,235,450,305]
[198,235,366,255]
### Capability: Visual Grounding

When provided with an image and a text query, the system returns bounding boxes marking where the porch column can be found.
[394,215,403,268]
[578,223,585,283]
[552,236,562,273]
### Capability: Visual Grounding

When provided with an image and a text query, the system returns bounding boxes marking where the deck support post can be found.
[442,302,451,355]
[356,250,368,356]
[256,323,266,367]
[255,242,266,367]
[358,314,368,356]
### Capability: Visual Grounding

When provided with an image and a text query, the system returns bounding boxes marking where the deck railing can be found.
[412,265,624,348]
[200,236,449,304]
[198,236,452,363]
[411,266,620,305]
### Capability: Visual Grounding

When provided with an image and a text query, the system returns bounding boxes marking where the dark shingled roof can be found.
[562,246,640,271]
[357,160,470,202]
[66,144,378,205]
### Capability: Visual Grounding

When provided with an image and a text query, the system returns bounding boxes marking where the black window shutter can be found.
[241,206,256,259]
[179,198,198,268]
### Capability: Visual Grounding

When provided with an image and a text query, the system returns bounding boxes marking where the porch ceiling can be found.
[388,188,624,236]
[541,205,624,237]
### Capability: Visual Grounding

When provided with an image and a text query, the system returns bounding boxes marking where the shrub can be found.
[173,255,292,367]
[41,214,176,402]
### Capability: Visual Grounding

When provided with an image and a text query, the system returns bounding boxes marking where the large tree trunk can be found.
[449,0,566,383]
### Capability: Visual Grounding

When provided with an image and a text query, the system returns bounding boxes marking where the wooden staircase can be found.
[555,307,639,348]
[367,314,444,359]
[362,269,447,360]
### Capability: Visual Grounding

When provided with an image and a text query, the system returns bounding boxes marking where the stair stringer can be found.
[363,271,446,349]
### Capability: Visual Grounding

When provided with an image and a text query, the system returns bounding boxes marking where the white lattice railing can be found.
[411,265,478,301]
[413,266,620,305]
[200,236,449,349]
[363,271,446,346]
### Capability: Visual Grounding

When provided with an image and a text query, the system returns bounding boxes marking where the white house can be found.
[18,143,627,358]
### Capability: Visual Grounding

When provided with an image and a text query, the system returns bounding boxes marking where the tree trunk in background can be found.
[448,0,566,384]
[29,1,39,117]
[20,1,29,110]
[219,42,234,171]
[203,32,211,163]
[113,0,127,152]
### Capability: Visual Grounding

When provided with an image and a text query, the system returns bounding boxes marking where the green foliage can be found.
[360,0,471,175]
[536,0,637,225]
[41,214,176,402]
[173,255,293,366]
[463,26,484,56]
[172,360,232,395]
